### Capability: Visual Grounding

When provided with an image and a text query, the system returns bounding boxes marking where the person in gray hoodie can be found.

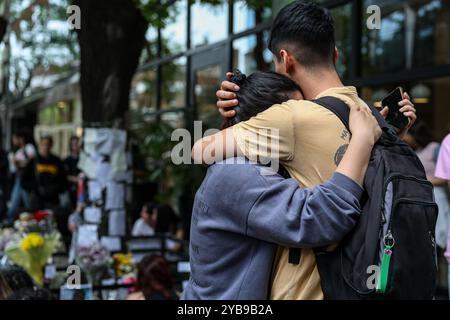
[183,71,381,300]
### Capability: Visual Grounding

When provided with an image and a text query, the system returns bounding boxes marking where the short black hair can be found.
[268,1,335,69]
[40,135,53,147]
[144,201,157,214]
[223,70,301,128]
[1,266,34,293]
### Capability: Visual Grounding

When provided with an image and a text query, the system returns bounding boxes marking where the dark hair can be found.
[0,266,34,292]
[136,255,176,300]
[0,266,53,300]
[0,273,12,299]
[408,120,435,149]
[69,135,79,148]
[268,1,335,69]
[143,201,157,215]
[12,131,27,140]
[223,70,301,128]
[7,288,53,300]
[155,204,179,234]
[40,135,53,147]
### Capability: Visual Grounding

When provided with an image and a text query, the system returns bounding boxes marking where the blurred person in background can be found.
[63,136,81,208]
[22,136,68,210]
[0,265,52,300]
[22,136,69,244]
[131,201,157,236]
[6,131,36,225]
[131,202,184,252]
[403,121,450,250]
[435,130,450,297]
[127,255,178,300]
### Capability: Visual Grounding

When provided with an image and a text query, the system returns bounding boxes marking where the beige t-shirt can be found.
[232,86,370,300]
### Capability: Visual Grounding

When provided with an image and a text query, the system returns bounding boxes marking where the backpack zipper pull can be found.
[377,230,395,294]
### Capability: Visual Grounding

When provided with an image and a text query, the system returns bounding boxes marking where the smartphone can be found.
[381,87,409,130]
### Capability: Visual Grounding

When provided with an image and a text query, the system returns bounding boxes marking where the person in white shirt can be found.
[6,132,36,224]
[131,202,156,236]
[131,202,184,252]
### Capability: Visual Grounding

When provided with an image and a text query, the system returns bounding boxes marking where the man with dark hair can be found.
[194,1,417,299]
[22,136,68,241]
[22,136,67,210]
[268,1,336,70]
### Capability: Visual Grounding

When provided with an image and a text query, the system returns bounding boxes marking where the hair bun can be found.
[231,69,247,87]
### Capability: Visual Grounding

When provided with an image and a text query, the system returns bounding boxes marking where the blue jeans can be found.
[7,176,29,223]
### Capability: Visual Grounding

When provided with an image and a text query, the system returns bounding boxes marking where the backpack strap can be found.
[288,96,388,266]
[313,96,390,132]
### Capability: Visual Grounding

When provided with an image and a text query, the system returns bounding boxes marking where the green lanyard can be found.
[376,244,393,293]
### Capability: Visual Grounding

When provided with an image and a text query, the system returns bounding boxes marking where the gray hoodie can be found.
[182,158,363,300]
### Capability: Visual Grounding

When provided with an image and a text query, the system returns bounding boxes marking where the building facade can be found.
[129,0,450,141]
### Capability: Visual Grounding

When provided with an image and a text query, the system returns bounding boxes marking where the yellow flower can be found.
[113,253,134,275]
[21,240,30,252]
[21,233,45,252]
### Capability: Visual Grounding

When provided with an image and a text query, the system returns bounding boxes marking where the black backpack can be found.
[309,96,438,300]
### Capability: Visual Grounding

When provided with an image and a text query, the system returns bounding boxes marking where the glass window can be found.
[161,57,187,110]
[232,31,273,75]
[233,2,272,34]
[360,76,450,140]
[413,0,450,67]
[191,2,228,48]
[362,0,450,76]
[162,0,187,55]
[130,67,157,114]
[161,110,186,130]
[331,4,352,79]
[140,28,158,64]
[195,64,223,130]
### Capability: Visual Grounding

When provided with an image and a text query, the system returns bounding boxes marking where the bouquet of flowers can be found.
[76,242,111,285]
[112,253,135,277]
[4,232,60,285]
[14,211,55,235]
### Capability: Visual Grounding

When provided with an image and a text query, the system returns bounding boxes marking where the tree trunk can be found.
[0,17,7,44]
[72,0,148,125]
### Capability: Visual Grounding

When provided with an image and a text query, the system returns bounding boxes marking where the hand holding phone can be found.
[381,87,409,130]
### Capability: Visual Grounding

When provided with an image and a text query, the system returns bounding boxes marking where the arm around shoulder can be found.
[245,172,363,248]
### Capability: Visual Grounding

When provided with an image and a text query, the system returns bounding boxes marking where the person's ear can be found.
[280,49,295,75]
[333,47,339,66]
